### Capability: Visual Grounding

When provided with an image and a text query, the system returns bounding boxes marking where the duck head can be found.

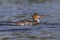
[33,13,44,24]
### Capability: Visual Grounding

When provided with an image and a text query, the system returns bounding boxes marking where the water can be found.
[0,25,60,40]
[0,23,60,40]
[0,0,60,40]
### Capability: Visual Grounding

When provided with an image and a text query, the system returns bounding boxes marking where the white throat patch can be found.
[36,19,40,23]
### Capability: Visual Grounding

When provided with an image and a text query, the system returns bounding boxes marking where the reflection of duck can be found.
[12,13,44,25]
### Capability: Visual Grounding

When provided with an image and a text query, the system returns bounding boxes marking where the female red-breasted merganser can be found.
[12,13,44,26]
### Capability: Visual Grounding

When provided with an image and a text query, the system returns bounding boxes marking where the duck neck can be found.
[33,19,40,24]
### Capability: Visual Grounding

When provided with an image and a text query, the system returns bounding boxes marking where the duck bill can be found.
[39,15,44,18]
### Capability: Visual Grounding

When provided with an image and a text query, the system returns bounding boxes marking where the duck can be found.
[12,13,44,26]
